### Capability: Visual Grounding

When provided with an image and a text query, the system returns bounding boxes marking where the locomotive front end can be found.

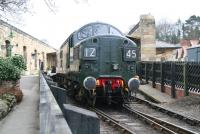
[79,34,137,104]
[55,22,138,106]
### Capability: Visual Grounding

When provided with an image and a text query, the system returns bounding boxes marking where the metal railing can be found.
[137,61,200,98]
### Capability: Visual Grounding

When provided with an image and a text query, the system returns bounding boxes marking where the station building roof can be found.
[187,44,200,49]
[0,19,57,51]
[156,41,181,49]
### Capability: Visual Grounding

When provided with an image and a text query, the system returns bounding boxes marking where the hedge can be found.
[0,55,26,81]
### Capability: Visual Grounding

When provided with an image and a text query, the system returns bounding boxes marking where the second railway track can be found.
[91,95,200,134]
[123,104,199,134]
[128,96,200,126]
[125,95,200,134]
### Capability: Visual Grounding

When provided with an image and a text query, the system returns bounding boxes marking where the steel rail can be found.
[91,107,136,134]
[123,104,198,134]
[128,96,200,126]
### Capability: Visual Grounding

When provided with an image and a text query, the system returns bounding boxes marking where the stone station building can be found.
[0,20,57,74]
[127,14,180,61]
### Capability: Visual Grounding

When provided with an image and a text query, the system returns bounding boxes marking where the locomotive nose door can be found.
[99,38,121,74]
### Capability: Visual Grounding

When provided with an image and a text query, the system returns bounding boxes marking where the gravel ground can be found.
[99,106,161,134]
[160,95,200,120]
[100,120,121,134]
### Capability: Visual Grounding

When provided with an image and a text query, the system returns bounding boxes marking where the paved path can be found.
[139,84,175,103]
[0,75,39,134]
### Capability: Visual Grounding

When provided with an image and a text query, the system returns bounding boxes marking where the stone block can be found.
[50,85,66,111]
[46,80,57,88]
[63,104,100,134]
[40,73,72,134]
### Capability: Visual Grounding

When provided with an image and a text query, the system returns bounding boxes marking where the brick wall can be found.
[154,83,199,99]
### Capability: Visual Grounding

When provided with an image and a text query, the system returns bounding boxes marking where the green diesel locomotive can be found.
[54,22,138,105]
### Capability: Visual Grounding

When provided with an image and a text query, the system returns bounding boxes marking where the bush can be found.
[0,55,26,81]
[10,55,27,71]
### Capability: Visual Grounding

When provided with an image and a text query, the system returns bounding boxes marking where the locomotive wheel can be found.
[121,88,129,103]
[107,95,112,105]
[85,90,96,106]
[75,88,85,102]
[64,80,74,96]
[87,95,96,107]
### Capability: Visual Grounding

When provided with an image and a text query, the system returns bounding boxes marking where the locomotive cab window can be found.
[93,24,108,35]
[78,26,92,40]
[110,27,122,36]
[76,23,123,43]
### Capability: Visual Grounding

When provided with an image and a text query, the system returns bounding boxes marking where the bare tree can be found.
[43,0,56,13]
[0,0,29,15]
[156,19,180,44]
[0,0,89,21]
[74,0,88,4]
[0,0,31,23]
[0,0,56,21]
[43,0,88,13]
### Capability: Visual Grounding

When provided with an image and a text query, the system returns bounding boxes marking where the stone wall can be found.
[40,73,72,134]
[128,14,156,61]
[139,15,156,61]
[156,49,177,61]
[154,83,200,99]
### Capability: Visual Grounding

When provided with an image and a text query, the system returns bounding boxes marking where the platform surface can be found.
[0,75,39,134]
[139,84,175,103]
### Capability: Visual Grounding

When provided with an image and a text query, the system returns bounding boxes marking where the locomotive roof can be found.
[77,22,123,34]
[76,22,123,39]
[60,22,124,48]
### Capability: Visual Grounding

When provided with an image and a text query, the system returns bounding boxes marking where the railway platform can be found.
[0,75,39,134]
[139,84,175,103]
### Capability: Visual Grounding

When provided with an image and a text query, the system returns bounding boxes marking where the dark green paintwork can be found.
[70,35,137,87]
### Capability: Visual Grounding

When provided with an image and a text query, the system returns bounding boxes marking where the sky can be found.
[12,0,200,49]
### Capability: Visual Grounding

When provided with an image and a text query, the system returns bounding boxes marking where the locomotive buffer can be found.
[128,75,140,99]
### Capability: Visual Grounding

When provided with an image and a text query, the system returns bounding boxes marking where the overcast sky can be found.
[13,0,200,49]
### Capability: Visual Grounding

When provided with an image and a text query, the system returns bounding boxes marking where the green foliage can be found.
[0,55,26,81]
[10,55,27,71]
[184,15,200,40]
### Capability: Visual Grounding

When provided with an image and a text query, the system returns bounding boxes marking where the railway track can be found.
[128,96,200,126]
[91,106,162,134]
[123,104,198,134]
[92,107,135,134]
[124,96,200,134]
[91,95,200,134]
[92,104,199,134]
